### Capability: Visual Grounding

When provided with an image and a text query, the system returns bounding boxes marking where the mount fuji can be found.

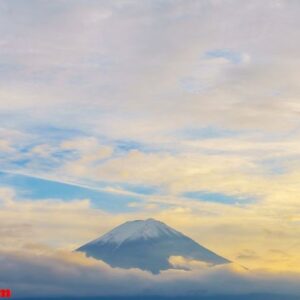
[76,218,230,274]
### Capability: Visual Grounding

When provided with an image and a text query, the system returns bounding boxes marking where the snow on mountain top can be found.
[92,218,182,245]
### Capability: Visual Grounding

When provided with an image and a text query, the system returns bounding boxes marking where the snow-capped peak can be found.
[77,218,230,273]
[92,218,181,245]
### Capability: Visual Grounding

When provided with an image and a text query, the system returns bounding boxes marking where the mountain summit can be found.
[76,218,229,273]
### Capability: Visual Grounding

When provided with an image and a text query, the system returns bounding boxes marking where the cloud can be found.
[0,187,128,251]
[60,137,113,177]
[1,249,300,298]
[0,0,300,137]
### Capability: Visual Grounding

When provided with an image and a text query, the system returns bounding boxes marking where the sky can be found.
[1,0,300,298]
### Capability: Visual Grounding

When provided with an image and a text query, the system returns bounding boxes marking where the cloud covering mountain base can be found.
[1,248,300,299]
[76,219,229,273]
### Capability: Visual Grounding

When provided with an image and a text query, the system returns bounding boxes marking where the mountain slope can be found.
[76,218,230,274]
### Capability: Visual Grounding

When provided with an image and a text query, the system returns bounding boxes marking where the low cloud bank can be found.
[1,249,300,298]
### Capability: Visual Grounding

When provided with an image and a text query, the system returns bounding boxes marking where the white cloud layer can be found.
[0,0,300,137]
[1,249,300,298]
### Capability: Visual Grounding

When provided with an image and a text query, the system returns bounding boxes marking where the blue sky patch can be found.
[205,49,244,64]
[181,126,240,140]
[184,191,254,205]
[0,171,143,213]
[121,183,160,195]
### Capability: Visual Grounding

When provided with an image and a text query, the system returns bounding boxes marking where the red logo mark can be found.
[0,290,11,298]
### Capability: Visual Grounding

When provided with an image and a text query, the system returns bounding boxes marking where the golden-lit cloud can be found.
[1,183,300,273]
